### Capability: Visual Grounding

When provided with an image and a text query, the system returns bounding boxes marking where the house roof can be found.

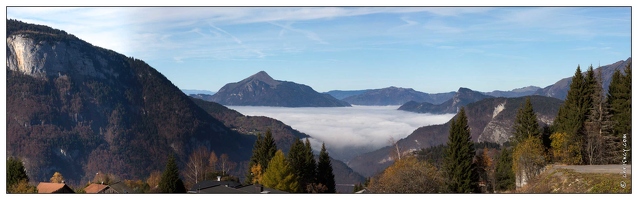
[197,185,251,194]
[84,184,109,193]
[235,184,288,194]
[108,181,135,193]
[37,182,74,193]
[189,180,242,191]
[188,181,288,194]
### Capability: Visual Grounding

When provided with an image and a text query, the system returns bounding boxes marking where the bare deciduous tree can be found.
[185,146,209,186]
[219,153,236,176]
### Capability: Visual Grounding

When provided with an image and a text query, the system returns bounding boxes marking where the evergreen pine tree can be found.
[584,70,613,165]
[512,95,547,184]
[555,65,586,134]
[287,138,308,192]
[261,130,278,169]
[158,154,186,193]
[317,143,336,193]
[608,68,623,109]
[6,157,29,191]
[443,107,479,193]
[608,62,632,163]
[246,129,278,184]
[511,96,547,187]
[262,150,299,193]
[246,134,263,183]
[553,65,589,164]
[303,138,317,192]
[622,63,631,163]
[512,97,541,144]
[494,148,515,191]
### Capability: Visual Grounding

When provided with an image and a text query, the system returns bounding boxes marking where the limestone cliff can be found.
[7,34,117,80]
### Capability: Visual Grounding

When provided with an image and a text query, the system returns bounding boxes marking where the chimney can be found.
[217,176,221,181]
[255,184,263,193]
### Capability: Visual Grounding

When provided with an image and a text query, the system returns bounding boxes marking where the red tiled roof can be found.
[37,182,71,193]
[85,184,109,193]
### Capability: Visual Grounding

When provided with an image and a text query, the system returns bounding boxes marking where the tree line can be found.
[362,62,631,193]
[245,130,336,193]
[7,129,337,194]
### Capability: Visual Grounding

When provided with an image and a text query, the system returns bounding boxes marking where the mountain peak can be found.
[457,87,474,93]
[211,71,350,107]
[384,86,413,91]
[244,71,279,86]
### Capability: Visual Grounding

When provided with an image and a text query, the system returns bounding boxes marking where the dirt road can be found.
[553,164,631,175]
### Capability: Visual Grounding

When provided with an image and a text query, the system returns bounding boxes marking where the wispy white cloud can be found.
[387,16,419,32]
[423,20,464,34]
[270,22,328,44]
[209,23,243,44]
[228,105,454,162]
[7,7,629,94]
[8,7,625,63]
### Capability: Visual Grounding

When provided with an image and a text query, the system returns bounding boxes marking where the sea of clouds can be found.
[228,105,455,162]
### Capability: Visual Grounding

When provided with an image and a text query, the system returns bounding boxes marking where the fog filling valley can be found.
[228,105,455,162]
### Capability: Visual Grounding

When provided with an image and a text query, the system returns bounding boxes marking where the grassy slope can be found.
[519,165,631,193]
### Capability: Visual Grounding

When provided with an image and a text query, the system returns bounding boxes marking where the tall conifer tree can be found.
[584,70,613,164]
[287,138,312,192]
[303,138,317,191]
[159,154,186,193]
[494,148,515,191]
[261,130,278,168]
[262,150,299,193]
[443,107,479,193]
[246,130,278,183]
[7,157,29,191]
[511,97,546,187]
[317,143,336,193]
[512,97,541,144]
[608,62,632,163]
[553,65,588,164]
[246,134,263,183]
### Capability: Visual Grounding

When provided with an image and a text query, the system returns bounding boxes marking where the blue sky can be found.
[6,7,631,93]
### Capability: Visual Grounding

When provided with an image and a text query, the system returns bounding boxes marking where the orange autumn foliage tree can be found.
[367,156,444,193]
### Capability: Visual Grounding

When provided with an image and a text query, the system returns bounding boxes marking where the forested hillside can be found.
[6,19,256,185]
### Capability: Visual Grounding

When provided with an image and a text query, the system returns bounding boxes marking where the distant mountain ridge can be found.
[324,89,371,100]
[398,87,493,114]
[349,95,563,177]
[484,86,542,98]
[210,71,351,107]
[340,86,455,106]
[535,58,631,100]
[181,89,216,95]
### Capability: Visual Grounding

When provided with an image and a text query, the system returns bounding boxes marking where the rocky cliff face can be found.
[7,34,116,80]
